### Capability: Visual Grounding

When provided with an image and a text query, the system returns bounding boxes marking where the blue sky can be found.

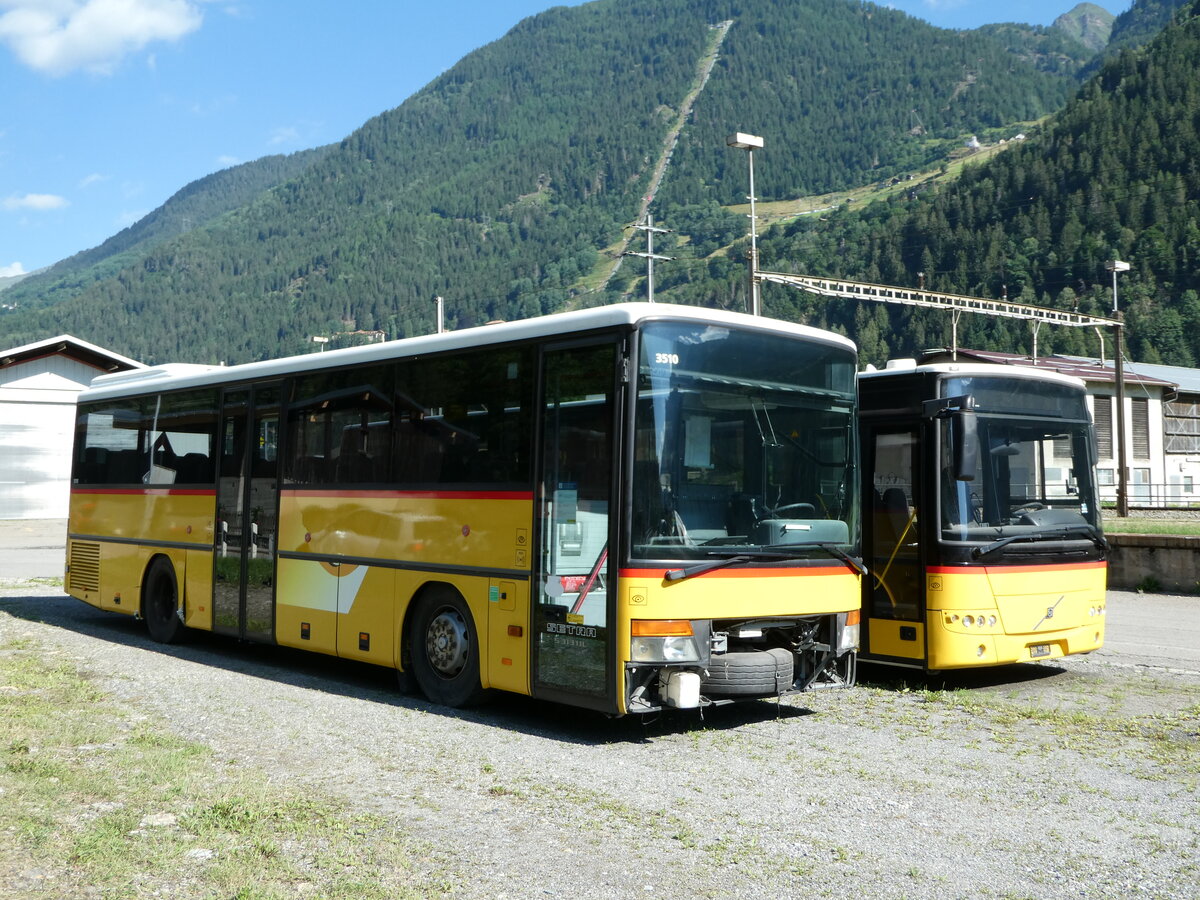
[0,0,1130,277]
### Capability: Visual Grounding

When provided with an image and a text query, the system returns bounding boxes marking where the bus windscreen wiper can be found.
[764,541,867,576]
[971,524,1108,560]
[665,543,866,583]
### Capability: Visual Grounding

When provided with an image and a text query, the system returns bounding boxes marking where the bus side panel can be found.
[865,618,925,659]
[100,539,146,614]
[486,578,530,694]
[335,565,396,667]
[69,489,214,617]
[926,563,1106,669]
[276,556,339,655]
[279,491,533,688]
[184,548,213,630]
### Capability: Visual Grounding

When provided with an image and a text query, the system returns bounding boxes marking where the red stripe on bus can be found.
[70,487,216,496]
[620,566,852,579]
[280,488,534,501]
[926,561,1107,575]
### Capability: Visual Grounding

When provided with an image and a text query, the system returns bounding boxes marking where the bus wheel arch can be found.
[407,582,489,708]
[142,555,187,644]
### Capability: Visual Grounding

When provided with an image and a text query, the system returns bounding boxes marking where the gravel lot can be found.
[2,580,1197,899]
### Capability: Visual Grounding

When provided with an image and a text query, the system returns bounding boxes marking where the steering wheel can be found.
[772,502,816,518]
[1011,501,1047,515]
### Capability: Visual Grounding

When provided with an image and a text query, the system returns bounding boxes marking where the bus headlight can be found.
[631,620,701,663]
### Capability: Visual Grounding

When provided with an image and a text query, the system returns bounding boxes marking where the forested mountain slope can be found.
[1,147,331,314]
[0,0,1093,364]
[706,0,1200,367]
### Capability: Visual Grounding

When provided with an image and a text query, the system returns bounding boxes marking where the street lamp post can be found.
[727,132,764,316]
[1106,259,1130,517]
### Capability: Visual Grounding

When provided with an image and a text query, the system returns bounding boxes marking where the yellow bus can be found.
[858,361,1107,671]
[66,303,861,715]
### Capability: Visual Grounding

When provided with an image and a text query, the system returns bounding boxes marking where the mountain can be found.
[734,0,1200,367]
[0,0,1094,365]
[1,147,331,316]
[1053,3,1116,51]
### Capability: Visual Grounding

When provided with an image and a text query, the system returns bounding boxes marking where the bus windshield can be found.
[940,414,1101,543]
[631,322,858,562]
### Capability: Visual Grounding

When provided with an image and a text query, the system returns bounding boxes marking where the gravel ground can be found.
[2,582,1198,899]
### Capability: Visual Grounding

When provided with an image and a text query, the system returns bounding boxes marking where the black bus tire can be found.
[143,557,187,644]
[702,648,794,696]
[409,587,489,708]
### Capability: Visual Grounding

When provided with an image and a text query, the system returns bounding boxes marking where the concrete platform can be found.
[0,518,67,580]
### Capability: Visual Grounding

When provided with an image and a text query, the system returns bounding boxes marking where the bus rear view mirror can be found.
[953,407,978,482]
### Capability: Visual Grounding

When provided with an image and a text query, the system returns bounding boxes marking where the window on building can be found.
[1164,398,1200,454]
[1131,397,1150,458]
[1093,396,1113,459]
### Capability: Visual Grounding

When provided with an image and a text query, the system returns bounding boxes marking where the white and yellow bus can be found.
[858,361,1107,671]
[66,303,861,715]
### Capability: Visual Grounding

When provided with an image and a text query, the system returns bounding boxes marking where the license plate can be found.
[1029,643,1052,659]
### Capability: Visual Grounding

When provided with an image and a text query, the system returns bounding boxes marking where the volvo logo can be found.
[1033,595,1066,630]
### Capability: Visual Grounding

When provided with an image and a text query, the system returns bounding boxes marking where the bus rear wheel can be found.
[410,587,489,708]
[143,557,187,644]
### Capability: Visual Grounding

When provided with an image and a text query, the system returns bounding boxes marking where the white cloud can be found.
[216,154,239,167]
[0,0,203,76]
[78,172,108,188]
[3,192,69,210]
[1,261,27,277]
[268,126,300,147]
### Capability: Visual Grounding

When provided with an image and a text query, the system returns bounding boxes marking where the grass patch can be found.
[1101,517,1200,536]
[0,639,432,898]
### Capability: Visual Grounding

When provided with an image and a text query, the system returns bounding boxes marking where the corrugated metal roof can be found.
[918,348,1176,389]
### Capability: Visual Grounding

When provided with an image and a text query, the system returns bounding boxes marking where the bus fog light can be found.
[987,615,997,627]
[977,644,987,657]
[838,622,860,654]
[963,615,975,627]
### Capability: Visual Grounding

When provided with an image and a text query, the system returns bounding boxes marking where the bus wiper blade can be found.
[665,543,867,583]
[665,555,755,583]
[762,541,867,576]
[971,524,1107,560]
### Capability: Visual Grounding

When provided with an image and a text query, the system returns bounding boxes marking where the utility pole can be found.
[727,132,764,315]
[624,213,673,302]
[1107,259,1131,517]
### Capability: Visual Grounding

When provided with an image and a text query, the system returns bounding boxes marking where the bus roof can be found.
[79,303,856,401]
[858,361,1086,391]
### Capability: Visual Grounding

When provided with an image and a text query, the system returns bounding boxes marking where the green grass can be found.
[0,639,434,899]
[1102,516,1200,536]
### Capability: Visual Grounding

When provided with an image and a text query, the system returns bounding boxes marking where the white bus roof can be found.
[858,361,1086,391]
[80,303,856,401]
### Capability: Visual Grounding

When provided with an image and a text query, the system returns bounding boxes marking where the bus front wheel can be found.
[409,588,489,708]
[143,557,187,644]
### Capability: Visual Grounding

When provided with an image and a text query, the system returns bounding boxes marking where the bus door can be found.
[214,384,281,642]
[533,341,620,709]
[865,426,925,661]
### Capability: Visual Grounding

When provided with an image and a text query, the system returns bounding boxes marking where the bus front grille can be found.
[68,542,101,592]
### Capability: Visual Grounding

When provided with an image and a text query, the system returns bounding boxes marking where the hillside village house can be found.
[0,335,142,519]
[918,348,1200,509]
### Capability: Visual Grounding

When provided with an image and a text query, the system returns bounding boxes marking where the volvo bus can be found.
[858,361,1107,671]
[66,303,861,715]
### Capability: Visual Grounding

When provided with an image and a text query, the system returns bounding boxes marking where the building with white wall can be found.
[0,336,142,519]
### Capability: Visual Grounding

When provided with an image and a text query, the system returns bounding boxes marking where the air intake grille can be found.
[69,542,101,592]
